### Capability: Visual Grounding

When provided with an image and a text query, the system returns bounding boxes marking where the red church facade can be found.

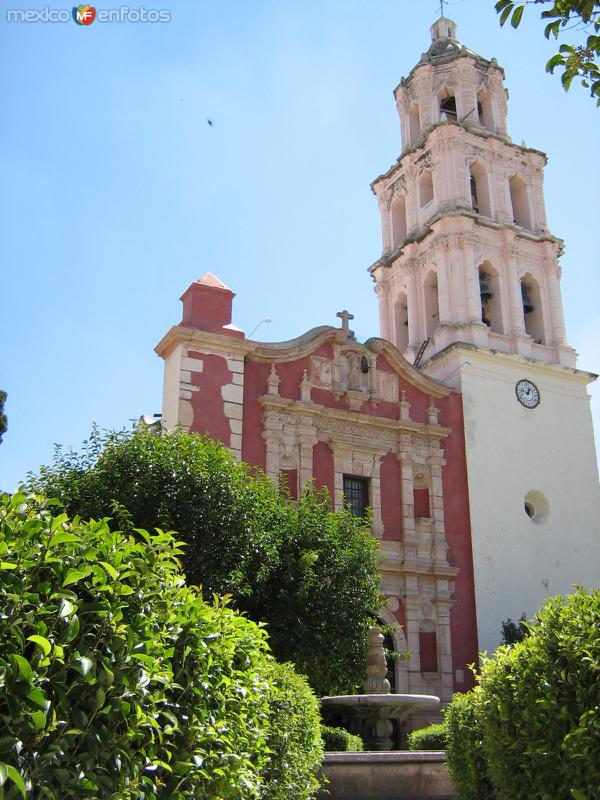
[156,272,478,712]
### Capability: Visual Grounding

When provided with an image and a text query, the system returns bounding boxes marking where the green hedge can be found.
[321,726,364,752]
[445,690,494,800]
[0,492,323,799]
[262,662,323,800]
[407,722,447,751]
[478,588,600,800]
[445,587,600,800]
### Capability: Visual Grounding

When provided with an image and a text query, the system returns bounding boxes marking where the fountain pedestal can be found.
[321,627,440,750]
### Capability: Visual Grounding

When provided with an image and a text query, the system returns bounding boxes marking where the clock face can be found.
[515,379,540,409]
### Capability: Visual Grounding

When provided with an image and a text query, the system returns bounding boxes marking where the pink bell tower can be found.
[369,17,600,654]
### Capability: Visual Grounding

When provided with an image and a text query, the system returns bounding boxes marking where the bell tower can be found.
[370,17,600,654]
[370,16,572,370]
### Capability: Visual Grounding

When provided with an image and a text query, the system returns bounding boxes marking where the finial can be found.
[439,0,447,17]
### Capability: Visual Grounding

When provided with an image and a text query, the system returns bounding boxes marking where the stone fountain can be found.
[321,626,440,750]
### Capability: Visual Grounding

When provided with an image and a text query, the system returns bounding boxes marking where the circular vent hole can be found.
[524,490,549,524]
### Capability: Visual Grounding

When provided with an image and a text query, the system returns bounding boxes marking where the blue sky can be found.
[1,0,599,490]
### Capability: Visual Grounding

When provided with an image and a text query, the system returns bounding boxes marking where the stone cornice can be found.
[155,324,253,360]
[371,121,546,192]
[258,395,452,442]
[424,341,598,385]
[368,217,564,275]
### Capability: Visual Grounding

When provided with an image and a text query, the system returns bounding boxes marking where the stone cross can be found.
[336,309,354,331]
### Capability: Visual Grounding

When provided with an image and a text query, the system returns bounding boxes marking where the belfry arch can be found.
[478,262,503,333]
[391,194,407,248]
[423,271,440,339]
[521,273,545,343]
[469,161,492,218]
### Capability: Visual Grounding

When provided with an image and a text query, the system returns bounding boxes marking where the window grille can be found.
[343,475,370,518]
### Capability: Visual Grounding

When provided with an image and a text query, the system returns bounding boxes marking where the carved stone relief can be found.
[376,371,399,403]
[309,356,333,389]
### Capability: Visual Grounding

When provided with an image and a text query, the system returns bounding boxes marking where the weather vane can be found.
[439,0,447,16]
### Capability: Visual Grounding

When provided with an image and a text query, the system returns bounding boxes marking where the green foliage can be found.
[478,588,600,800]
[446,588,600,800]
[445,690,494,800]
[0,491,323,799]
[261,663,323,800]
[29,427,380,696]
[500,614,529,645]
[495,1,600,103]
[0,390,6,445]
[320,726,364,752]
[407,722,447,751]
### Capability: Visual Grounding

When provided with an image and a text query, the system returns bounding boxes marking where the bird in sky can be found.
[207,118,214,126]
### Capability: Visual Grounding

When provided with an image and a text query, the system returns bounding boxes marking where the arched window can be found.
[477,89,494,131]
[391,194,407,248]
[469,162,492,218]
[509,175,532,230]
[521,274,545,343]
[438,88,457,122]
[479,262,502,333]
[409,103,421,146]
[419,170,434,208]
[394,295,409,353]
[423,272,439,339]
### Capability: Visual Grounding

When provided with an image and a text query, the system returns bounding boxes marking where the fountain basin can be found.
[322,693,440,719]
[321,693,440,750]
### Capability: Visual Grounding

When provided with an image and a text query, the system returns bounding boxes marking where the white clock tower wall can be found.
[435,348,600,654]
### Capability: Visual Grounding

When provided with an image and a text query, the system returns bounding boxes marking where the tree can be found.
[495,1,600,103]
[28,427,381,695]
[0,491,323,799]
[0,390,6,444]
[500,613,529,644]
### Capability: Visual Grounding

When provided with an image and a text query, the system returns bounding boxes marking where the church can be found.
[154,17,600,709]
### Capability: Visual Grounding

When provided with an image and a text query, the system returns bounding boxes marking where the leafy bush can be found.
[321,726,364,752]
[407,722,447,751]
[261,663,323,799]
[478,588,600,800]
[0,492,323,799]
[29,428,380,695]
[445,690,494,800]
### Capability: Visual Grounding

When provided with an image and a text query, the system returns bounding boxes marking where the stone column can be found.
[545,259,567,345]
[398,441,417,562]
[461,236,481,323]
[428,455,449,567]
[376,282,391,342]
[505,245,526,335]
[434,600,454,703]
[403,597,423,692]
[434,241,452,325]
[378,193,391,252]
[406,263,421,353]
[262,429,282,482]
[371,453,386,539]
[298,431,318,493]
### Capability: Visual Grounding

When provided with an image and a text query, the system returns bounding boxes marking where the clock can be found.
[515,379,540,409]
